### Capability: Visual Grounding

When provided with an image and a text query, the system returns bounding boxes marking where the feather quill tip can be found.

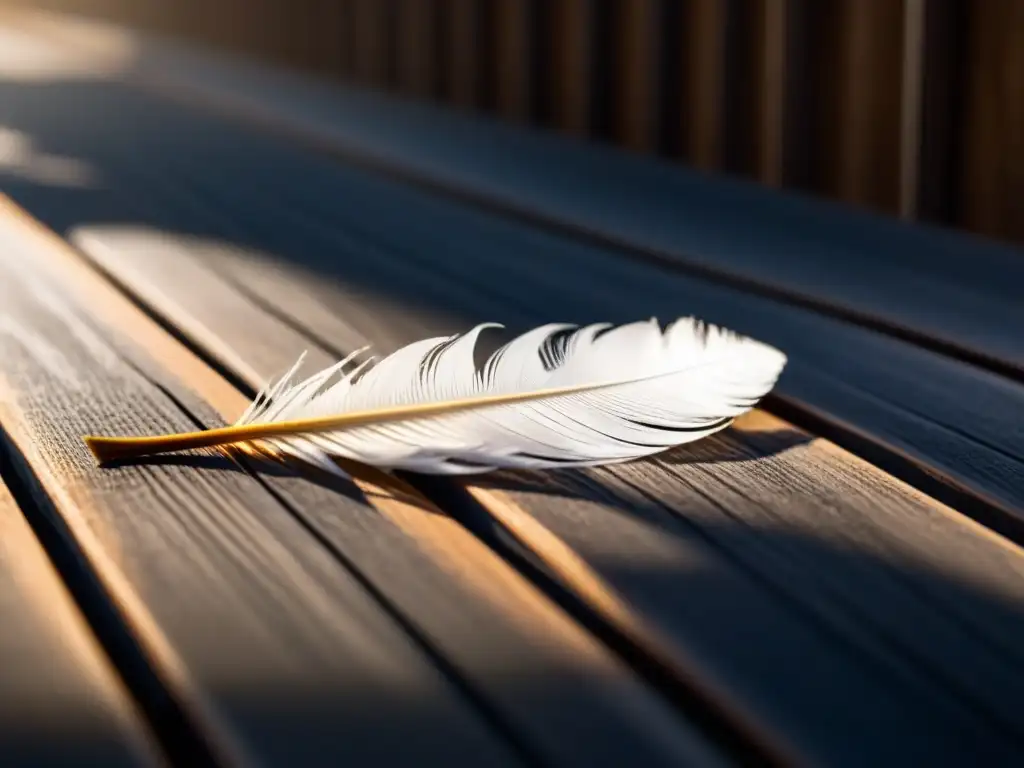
[83,435,123,465]
[84,434,178,465]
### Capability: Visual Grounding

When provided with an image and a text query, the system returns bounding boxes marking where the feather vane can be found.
[84,317,786,474]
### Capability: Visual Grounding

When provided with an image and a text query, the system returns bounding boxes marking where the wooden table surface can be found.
[1,12,1023,768]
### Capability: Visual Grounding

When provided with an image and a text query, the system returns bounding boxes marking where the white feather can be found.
[234,317,787,476]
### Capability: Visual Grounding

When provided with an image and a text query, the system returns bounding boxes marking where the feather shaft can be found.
[83,375,668,465]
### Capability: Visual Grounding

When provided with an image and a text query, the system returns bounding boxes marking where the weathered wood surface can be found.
[23,8,1024,376]
[11,9,1024,537]
[4,75,1024,764]
[0,213,526,768]
[0,197,724,767]
[2,56,1022,535]
[0,477,155,767]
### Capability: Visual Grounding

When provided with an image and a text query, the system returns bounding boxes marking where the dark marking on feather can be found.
[538,328,576,372]
[626,417,734,434]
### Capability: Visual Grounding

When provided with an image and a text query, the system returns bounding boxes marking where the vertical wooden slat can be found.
[444,0,485,108]
[226,0,253,56]
[493,0,536,122]
[268,0,298,66]
[288,0,320,72]
[718,0,759,175]
[396,0,438,98]
[754,0,789,185]
[224,0,252,57]
[549,0,598,135]
[774,0,816,190]
[678,0,731,171]
[270,0,294,68]
[961,0,1024,244]
[332,0,357,79]
[819,0,907,213]
[589,0,616,141]
[249,0,274,60]
[614,0,663,151]
[531,0,555,127]
[899,0,927,218]
[352,0,389,86]
[914,0,965,226]
[306,0,349,77]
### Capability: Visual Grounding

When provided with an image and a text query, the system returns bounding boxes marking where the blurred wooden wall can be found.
[13,0,1024,247]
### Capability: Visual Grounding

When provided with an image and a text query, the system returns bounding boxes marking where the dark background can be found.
[8,0,1023,248]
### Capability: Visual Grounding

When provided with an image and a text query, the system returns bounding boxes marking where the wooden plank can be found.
[0,193,723,767]
[70,167,1024,765]
[18,84,1024,763]
[4,13,1024,538]
[0,477,155,767]
[40,9,1024,378]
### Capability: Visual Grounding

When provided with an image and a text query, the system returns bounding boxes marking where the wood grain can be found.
[4,13,1021,541]
[0,476,155,767]
[0,193,722,766]
[15,82,1024,763]
[78,223,1024,761]
[0,208,530,767]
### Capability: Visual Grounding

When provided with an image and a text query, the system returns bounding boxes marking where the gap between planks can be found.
[16,180,1024,762]
[0,182,796,765]
[55,210,1024,757]
[0,194,750,766]
[0,473,159,767]
[6,13,1024,765]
